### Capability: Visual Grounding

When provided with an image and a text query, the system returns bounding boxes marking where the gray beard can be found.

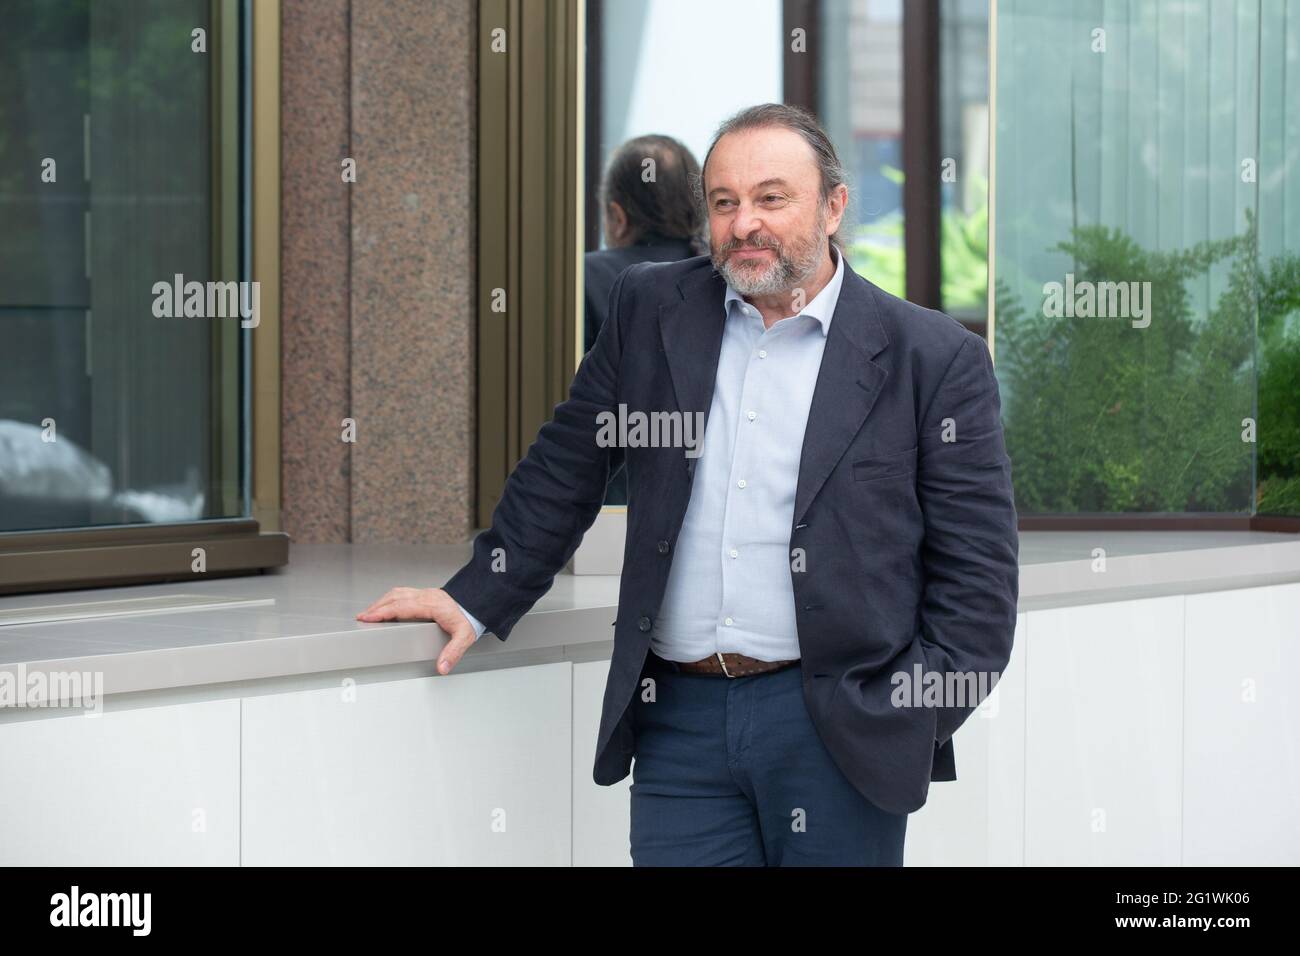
[717,245,821,296]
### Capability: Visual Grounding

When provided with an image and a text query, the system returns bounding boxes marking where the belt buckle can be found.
[715,651,734,678]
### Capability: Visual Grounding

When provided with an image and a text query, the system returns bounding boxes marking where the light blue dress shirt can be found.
[455,246,845,658]
[456,600,486,641]
[654,246,844,663]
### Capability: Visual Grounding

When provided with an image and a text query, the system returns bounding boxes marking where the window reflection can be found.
[584,0,784,508]
[584,136,705,506]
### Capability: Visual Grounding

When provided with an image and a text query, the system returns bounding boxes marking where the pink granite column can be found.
[281,0,476,544]
[281,0,353,542]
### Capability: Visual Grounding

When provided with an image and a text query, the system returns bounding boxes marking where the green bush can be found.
[995,212,1300,514]
[1257,314,1300,515]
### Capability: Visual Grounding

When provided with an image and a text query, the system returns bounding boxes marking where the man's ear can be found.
[825,184,848,238]
[606,201,629,244]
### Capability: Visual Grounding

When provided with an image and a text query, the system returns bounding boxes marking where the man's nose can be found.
[731,204,762,241]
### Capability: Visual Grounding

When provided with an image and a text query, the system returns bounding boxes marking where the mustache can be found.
[718,234,782,255]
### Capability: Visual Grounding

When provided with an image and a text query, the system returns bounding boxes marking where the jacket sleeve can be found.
[441,264,636,641]
[915,331,1020,745]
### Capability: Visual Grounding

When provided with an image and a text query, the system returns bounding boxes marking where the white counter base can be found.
[1,536,1298,865]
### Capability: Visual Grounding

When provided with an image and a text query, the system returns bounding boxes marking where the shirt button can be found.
[637,616,652,632]
[723,616,734,626]
[758,349,767,358]
[737,479,747,488]
[656,539,670,555]
[746,410,757,421]
[728,548,739,558]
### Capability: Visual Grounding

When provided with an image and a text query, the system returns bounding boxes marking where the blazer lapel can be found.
[658,263,728,429]
[792,263,891,527]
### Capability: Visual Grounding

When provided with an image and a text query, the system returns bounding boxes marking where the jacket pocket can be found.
[851,445,917,483]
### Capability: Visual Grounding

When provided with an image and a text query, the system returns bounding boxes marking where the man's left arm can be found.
[915,332,1020,746]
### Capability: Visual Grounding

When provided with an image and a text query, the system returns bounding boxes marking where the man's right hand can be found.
[356,587,476,675]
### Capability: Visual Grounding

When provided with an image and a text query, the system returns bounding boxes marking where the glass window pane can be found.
[0,0,245,532]
[821,0,905,299]
[939,0,989,320]
[993,0,1264,515]
[1255,0,1300,517]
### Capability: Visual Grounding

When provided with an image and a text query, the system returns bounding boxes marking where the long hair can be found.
[600,134,708,255]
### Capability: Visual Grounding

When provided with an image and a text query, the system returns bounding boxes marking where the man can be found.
[584,133,706,354]
[583,133,705,505]
[359,103,1019,866]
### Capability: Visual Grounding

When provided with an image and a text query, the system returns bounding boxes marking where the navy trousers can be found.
[629,650,908,866]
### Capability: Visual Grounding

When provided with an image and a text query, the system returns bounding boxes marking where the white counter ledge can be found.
[0,531,1298,700]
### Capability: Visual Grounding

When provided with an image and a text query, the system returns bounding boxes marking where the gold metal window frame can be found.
[475,0,584,527]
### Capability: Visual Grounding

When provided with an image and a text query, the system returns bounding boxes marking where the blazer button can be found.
[637,616,652,632]
[656,539,670,555]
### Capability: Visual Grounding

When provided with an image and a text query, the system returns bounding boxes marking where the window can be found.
[819,0,906,299]
[483,0,1299,531]
[992,0,1300,521]
[0,0,284,592]
[818,0,989,327]
[938,0,989,324]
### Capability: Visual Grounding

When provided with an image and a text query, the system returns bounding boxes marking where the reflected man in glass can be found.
[584,134,706,506]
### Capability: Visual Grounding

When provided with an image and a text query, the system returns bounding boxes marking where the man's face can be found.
[704,126,841,297]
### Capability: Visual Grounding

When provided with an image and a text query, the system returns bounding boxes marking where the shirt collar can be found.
[723,244,844,337]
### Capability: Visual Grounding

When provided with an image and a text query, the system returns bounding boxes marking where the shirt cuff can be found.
[452,599,487,641]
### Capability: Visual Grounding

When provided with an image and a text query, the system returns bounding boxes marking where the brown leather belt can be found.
[673,651,800,678]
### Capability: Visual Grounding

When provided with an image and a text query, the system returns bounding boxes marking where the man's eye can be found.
[762,194,786,204]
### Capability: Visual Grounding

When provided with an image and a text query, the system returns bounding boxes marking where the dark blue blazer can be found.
[444,254,1020,814]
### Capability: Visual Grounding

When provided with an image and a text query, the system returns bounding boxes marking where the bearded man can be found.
[360,103,1019,867]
